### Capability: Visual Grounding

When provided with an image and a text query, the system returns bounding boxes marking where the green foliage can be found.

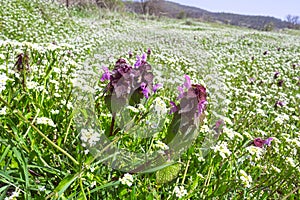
[0,0,299,199]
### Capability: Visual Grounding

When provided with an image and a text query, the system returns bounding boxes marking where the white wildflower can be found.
[119,173,134,187]
[50,109,59,115]
[245,146,263,160]
[26,81,38,90]
[0,106,7,115]
[271,165,281,173]
[153,97,167,115]
[211,141,232,159]
[126,105,139,113]
[36,117,56,127]
[4,188,19,200]
[154,140,169,150]
[173,186,188,198]
[0,73,10,93]
[80,128,101,147]
[39,186,46,191]
[286,157,296,167]
[239,170,252,188]
[91,181,96,188]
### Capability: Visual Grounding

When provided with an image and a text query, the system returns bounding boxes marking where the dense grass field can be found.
[0,0,299,199]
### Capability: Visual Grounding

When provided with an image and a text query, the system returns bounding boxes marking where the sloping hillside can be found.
[125,1,290,30]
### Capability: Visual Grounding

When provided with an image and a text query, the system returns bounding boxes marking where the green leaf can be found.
[156,164,181,184]
[52,173,79,198]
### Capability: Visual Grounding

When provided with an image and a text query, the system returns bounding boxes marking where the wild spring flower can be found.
[165,75,207,144]
[246,146,263,160]
[253,137,273,148]
[80,128,101,147]
[239,170,252,188]
[36,117,56,127]
[0,73,10,93]
[119,173,134,187]
[152,97,167,115]
[211,141,232,159]
[0,106,7,115]
[4,188,20,200]
[154,140,169,150]
[101,56,155,110]
[173,186,188,198]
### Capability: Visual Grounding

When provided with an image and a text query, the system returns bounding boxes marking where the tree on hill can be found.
[286,14,300,29]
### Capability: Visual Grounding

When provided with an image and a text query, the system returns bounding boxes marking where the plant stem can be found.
[0,96,79,166]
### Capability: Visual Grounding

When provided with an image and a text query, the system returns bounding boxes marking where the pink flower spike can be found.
[141,53,147,62]
[100,66,110,82]
[140,82,149,99]
[177,86,184,99]
[134,55,141,68]
[253,138,264,148]
[183,75,191,89]
[169,101,178,114]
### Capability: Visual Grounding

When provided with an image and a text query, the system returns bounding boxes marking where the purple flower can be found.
[177,86,184,99]
[153,83,163,93]
[197,100,207,116]
[141,53,147,62]
[277,80,284,87]
[253,137,273,148]
[275,101,285,108]
[147,48,151,55]
[183,75,191,89]
[274,71,280,79]
[100,66,111,82]
[134,56,141,68]
[129,51,133,58]
[264,138,273,146]
[213,119,225,134]
[249,77,255,84]
[140,82,149,99]
[253,138,264,148]
[169,101,178,114]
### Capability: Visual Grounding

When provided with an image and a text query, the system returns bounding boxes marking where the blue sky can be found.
[169,0,300,20]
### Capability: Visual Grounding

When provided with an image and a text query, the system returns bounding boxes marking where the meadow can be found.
[0,0,299,199]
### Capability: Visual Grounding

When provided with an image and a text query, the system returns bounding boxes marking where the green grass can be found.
[0,0,299,199]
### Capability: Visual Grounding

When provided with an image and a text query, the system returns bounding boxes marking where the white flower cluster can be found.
[173,185,188,198]
[80,128,101,147]
[211,141,232,159]
[119,173,134,187]
[152,97,167,115]
[0,73,10,93]
[239,170,252,188]
[0,106,7,115]
[36,117,56,127]
[4,188,19,200]
[245,146,264,161]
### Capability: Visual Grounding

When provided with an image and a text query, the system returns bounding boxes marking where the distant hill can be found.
[124,0,290,30]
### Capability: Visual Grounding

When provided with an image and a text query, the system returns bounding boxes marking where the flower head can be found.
[134,55,141,68]
[239,170,252,188]
[183,74,191,89]
[153,83,163,93]
[128,51,133,58]
[141,53,147,62]
[140,82,149,99]
[274,71,280,79]
[100,66,111,82]
[169,101,178,114]
[173,186,187,198]
[119,173,134,187]
[253,137,273,148]
[147,48,151,56]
